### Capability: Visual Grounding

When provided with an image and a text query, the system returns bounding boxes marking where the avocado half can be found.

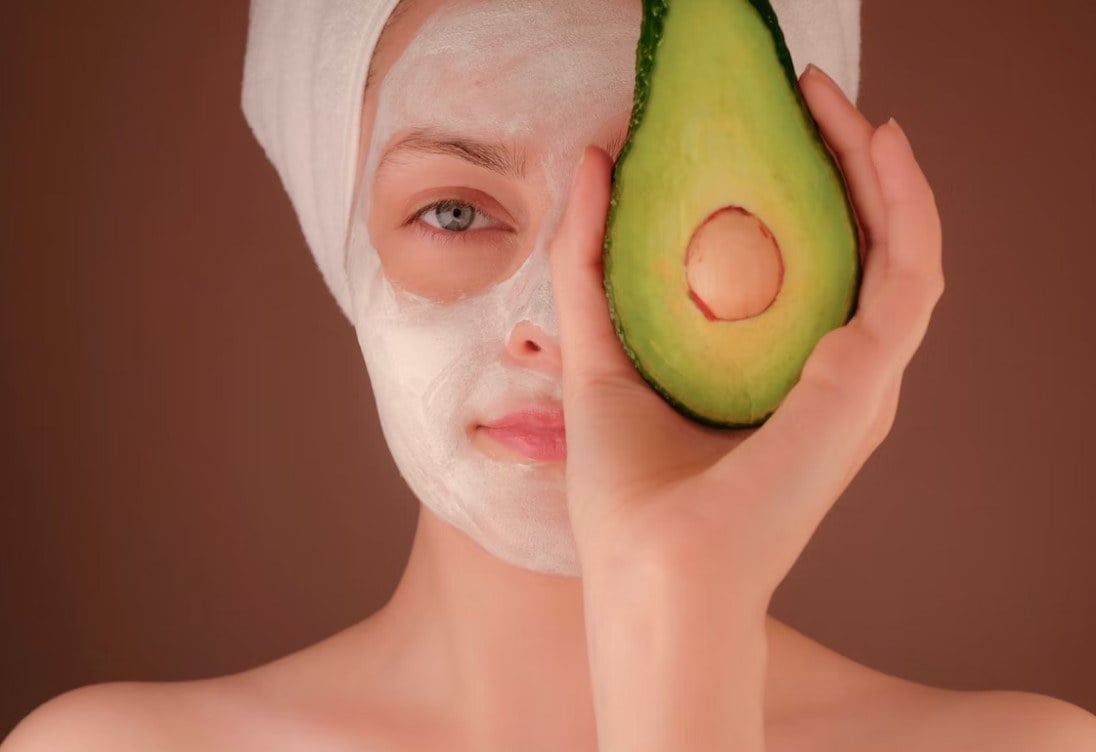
[604,0,861,428]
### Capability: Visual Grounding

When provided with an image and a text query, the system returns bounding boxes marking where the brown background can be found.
[2,0,1094,737]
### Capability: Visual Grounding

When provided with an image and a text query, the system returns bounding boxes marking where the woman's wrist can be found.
[581,556,770,752]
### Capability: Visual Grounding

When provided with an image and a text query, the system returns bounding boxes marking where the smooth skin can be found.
[6,16,1096,752]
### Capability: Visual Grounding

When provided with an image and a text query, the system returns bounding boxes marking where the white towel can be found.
[241,0,862,322]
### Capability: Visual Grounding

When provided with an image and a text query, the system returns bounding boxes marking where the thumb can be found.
[549,145,644,392]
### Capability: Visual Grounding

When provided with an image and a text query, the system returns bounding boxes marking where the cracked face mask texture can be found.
[346,0,641,576]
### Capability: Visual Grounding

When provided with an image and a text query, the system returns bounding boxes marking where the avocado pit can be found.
[685,206,784,321]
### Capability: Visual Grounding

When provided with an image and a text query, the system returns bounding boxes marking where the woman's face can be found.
[346,0,641,576]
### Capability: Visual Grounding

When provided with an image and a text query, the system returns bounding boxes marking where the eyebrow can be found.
[375,125,631,180]
[376,128,529,179]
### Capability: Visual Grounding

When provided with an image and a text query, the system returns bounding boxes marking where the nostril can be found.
[525,341,542,353]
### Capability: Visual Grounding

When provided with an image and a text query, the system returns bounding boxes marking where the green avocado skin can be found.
[603,0,863,429]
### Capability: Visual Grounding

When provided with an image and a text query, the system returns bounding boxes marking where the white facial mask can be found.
[345,0,641,576]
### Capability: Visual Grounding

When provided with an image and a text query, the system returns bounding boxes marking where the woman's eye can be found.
[416,200,497,233]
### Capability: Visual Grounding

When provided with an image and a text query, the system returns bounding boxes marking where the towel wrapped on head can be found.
[241,0,862,321]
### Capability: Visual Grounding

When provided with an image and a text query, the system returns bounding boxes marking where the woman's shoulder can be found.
[1,624,418,752]
[907,689,1096,752]
[1,677,262,752]
[8,671,1093,752]
[0,670,382,752]
[768,619,1096,752]
[6,621,1095,752]
[1,616,447,752]
[2,680,190,751]
[795,680,1096,752]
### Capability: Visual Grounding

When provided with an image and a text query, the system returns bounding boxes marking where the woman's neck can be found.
[362,505,792,750]
[365,506,599,748]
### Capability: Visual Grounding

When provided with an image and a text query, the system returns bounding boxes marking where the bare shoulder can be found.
[1,676,269,752]
[765,620,1096,752]
[3,681,186,751]
[835,676,1096,752]
[906,687,1096,752]
[1,621,443,751]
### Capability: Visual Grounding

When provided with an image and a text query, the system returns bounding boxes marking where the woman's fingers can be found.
[798,64,890,324]
[549,145,644,393]
[799,64,887,252]
[851,122,944,368]
[708,118,943,540]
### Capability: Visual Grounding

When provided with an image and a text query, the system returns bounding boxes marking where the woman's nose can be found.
[505,319,562,376]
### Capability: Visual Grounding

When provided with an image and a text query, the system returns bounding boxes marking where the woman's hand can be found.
[549,62,942,751]
[550,63,943,604]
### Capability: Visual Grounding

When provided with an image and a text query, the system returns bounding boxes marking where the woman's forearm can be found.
[582,556,769,752]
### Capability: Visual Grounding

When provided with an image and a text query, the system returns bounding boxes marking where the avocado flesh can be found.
[604,0,861,428]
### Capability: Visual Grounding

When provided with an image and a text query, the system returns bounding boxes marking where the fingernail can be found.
[804,62,845,100]
[886,117,911,149]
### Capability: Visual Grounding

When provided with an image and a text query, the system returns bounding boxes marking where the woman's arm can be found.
[581,550,769,750]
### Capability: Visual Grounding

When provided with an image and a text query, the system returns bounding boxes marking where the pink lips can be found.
[478,406,566,461]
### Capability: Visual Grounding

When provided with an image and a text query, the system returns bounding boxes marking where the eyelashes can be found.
[407,198,508,244]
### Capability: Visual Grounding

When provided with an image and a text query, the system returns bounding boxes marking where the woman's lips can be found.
[477,407,567,462]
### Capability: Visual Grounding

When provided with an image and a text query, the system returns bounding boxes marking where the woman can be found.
[5,0,1095,749]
